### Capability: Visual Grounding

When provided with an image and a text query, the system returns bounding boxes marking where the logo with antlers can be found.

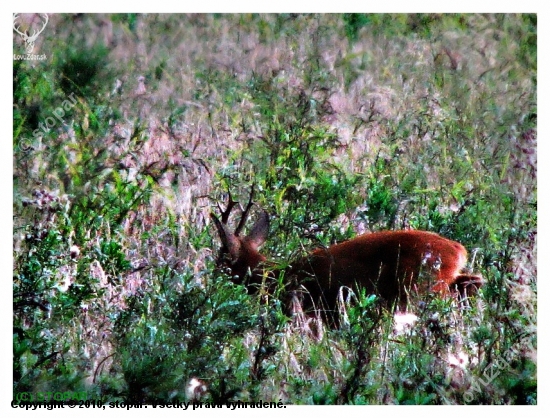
[13,13,49,54]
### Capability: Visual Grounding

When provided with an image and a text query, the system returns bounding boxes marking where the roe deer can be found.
[211,193,483,325]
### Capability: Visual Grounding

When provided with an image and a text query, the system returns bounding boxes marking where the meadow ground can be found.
[13,14,536,404]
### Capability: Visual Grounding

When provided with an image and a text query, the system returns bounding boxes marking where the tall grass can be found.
[13,13,536,404]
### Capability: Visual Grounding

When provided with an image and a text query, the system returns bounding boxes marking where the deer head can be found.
[210,189,270,290]
[13,13,49,54]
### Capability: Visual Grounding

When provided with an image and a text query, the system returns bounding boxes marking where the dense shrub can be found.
[13,13,536,404]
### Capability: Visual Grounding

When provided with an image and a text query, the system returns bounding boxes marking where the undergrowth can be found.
[13,13,536,405]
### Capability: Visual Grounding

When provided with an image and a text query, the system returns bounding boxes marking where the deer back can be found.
[287,230,482,314]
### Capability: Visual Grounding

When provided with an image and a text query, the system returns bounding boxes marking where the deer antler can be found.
[234,185,256,236]
[216,190,238,225]
[13,14,27,39]
[214,185,257,237]
[29,14,49,41]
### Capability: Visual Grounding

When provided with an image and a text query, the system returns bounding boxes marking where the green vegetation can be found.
[13,14,536,404]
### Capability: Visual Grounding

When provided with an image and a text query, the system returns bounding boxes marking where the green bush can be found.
[13,14,536,404]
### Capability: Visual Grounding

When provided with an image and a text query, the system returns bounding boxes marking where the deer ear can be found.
[246,211,269,249]
[211,213,241,261]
